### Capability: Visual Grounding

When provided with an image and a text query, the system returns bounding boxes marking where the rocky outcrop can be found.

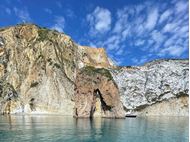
[0,24,188,117]
[78,46,112,68]
[74,66,125,118]
[110,59,189,116]
[0,24,78,115]
[0,24,117,117]
[139,95,188,116]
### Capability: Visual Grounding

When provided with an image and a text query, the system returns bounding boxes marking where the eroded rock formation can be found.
[74,66,125,118]
[0,24,78,115]
[0,24,120,117]
[78,46,112,68]
[110,59,189,116]
[0,24,188,117]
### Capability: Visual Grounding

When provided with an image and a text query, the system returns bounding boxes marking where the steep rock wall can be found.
[0,24,114,116]
[0,24,188,117]
[111,59,189,116]
[0,24,77,114]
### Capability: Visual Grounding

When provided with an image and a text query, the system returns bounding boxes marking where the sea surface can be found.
[0,115,188,142]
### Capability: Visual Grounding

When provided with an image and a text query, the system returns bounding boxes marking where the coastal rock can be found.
[0,24,188,117]
[0,24,77,115]
[139,96,188,116]
[74,66,125,118]
[0,24,115,117]
[110,59,189,116]
[78,46,112,68]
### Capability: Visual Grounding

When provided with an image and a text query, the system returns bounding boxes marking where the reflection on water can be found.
[0,115,188,142]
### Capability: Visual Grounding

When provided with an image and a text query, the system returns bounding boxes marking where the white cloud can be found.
[14,7,32,22]
[104,35,119,45]
[175,1,187,13]
[115,48,124,55]
[132,56,148,65]
[164,35,177,47]
[135,4,145,14]
[162,23,177,33]
[113,21,123,34]
[159,9,172,24]
[131,58,138,64]
[145,8,158,31]
[51,26,63,33]
[113,8,128,34]
[151,30,164,42]
[122,27,131,39]
[84,0,188,65]
[178,25,188,35]
[87,7,112,34]
[150,30,166,51]
[51,16,65,32]
[135,39,145,46]
[159,45,187,57]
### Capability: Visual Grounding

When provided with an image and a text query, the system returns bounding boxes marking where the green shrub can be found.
[37,28,49,41]
[54,63,61,69]
[81,66,113,81]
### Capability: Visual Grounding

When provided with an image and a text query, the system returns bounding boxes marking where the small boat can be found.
[125,114,137,118]
[125,110,137,118]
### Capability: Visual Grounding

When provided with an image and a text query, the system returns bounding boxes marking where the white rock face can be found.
[139,96,188,116]
[110,59,189,116]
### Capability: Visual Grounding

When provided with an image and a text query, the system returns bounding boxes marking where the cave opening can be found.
[29,98,35,111]
[90,89,111,117]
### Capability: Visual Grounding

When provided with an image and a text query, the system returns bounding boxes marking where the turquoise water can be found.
[0,115,188,142]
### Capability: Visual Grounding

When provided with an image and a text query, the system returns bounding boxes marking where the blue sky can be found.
[0,0,189,66]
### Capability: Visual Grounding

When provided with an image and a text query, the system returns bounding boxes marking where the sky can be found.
[0,0,189,66]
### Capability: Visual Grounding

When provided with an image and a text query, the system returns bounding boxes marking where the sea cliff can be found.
[0,24,188,117]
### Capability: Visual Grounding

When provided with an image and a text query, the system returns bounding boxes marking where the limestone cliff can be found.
[0,24,123,118]
[110,59,189,116]
[0,24,188,117]
[78,46,112,68]
[0,24,77,115]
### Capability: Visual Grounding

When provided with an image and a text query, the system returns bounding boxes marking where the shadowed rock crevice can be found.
[89,89,113,118]
[29,98,36,111]
[0,81,19,114]
[94,89,112,112]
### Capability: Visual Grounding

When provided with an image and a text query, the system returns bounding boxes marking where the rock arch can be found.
[74,66,125,118]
